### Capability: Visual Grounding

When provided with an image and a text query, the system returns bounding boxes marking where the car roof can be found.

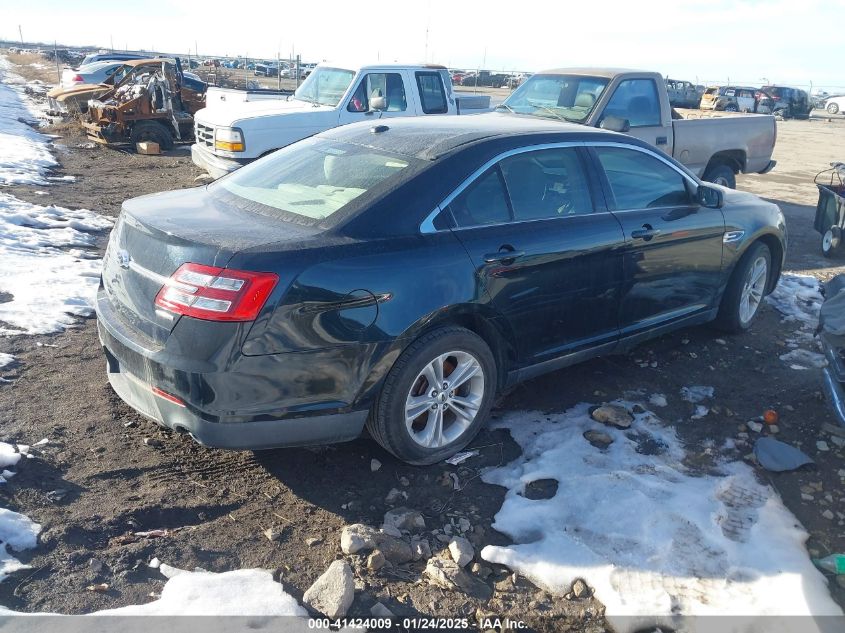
[319,112,624,161]
[316,60,447,72]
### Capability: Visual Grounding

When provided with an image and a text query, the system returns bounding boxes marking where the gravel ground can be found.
[0,78,844,628]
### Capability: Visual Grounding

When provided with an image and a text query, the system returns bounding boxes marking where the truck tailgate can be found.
[672,114,776,176]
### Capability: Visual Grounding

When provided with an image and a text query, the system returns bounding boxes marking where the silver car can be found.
[59,61,123,89]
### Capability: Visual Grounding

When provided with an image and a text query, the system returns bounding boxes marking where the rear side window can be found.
[595,147,692,210]
[447,168,510,227]
[603,79,661,127]
[500,147,593,220]
[416,71,448,114]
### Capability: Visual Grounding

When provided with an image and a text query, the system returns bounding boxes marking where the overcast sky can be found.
[2,0,842,90]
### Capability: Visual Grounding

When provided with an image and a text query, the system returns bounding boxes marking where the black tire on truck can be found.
[130,121,174,151]
[702,163,736,189]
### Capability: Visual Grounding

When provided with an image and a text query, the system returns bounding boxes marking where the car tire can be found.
[130,121,174,151]
[822,226,842,258]
[702,163,736,189]
[724,103,739,112]
[366,326,497,465]
[828,102,840,115]
[715,242,772,333]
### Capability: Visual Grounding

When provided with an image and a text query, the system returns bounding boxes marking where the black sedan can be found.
[96,114,786,464]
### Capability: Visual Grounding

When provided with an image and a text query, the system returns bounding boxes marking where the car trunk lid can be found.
[101,186,319,345]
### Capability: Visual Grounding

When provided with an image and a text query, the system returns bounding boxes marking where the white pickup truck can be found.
[498,68,777,188]
[191,62,491,178]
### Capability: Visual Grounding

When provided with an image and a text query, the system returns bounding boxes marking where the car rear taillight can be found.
[71,74,83,83]
[154,263,278,322]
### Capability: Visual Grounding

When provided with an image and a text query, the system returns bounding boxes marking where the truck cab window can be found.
[415,72,448,114]
[603,79,661,127]
[346,73,407,112]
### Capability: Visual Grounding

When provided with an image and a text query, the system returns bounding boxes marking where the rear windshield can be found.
[704,88,719,96]
[214,138,415,221]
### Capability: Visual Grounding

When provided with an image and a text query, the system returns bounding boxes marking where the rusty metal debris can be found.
[83,58,206,150]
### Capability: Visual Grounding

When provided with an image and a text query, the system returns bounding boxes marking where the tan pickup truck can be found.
[498,68,777,188]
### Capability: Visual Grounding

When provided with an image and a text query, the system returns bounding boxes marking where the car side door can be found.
[587,143,725,341]
[429,144,626,368]
[599,78,673,154]
[338,71,412,124]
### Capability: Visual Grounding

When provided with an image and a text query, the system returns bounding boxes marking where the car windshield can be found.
[294,67,355,106]
[499,74,609,123]
[215,138,415,221]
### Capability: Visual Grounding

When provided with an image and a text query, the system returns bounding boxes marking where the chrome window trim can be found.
[419,141,586,234]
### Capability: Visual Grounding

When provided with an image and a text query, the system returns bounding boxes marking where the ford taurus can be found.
[96,114,786,464]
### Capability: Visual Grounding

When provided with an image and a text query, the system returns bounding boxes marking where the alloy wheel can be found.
[404,351,485,449]
[739,256,767,324]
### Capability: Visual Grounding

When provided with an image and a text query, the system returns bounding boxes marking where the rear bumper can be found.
[191,143,249,179]
[96,291,369,450]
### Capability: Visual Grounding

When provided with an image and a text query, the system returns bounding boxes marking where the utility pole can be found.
[18,25,23,47]
[110,35,114,52]
[53,40,61,83]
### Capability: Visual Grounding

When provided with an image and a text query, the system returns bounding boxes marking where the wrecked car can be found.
[83,58,207,149]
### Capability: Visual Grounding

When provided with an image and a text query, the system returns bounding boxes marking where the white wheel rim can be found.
[823,230,834,252]
[739,256,767,324]
[713,175,731,187]
[404,351,485,449]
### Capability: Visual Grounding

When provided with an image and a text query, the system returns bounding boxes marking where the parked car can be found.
[191,62,493,178]
[759,85,811,119]
[499,69,777,188]
[59,61,124,89]
[254,62,279,77]
[460,71,508,88]
[84,58,207,149]
[97,115,786,463]
[665,78,701,109]
[699,85,760,112]
[80,52,150,67]
[824,95,845,115]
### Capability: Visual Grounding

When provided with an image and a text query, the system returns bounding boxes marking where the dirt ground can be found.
[1,65,844,628]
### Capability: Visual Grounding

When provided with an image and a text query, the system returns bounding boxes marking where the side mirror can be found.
[599,116,630,133]
[369,95,387,111]
[697,184,723,208]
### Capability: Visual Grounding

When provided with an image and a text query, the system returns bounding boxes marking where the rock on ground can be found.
[590,404,632,429]
[424,557,492,600]
[303,560,354,619]
[448,536,474,567]
[340,524,377,554]
[383,507,426,532]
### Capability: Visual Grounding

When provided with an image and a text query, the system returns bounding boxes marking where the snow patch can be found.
[480,404,842,630]
[94,567,307,616]
[680,385,714,403]
[0,57,56,186]
[0,353,12,369]
[0,194,111,335]
[766,273,823,328]
[0,507,41,583]
[0,443,21,470]
[779,348,827,370]
[648,393,667,407]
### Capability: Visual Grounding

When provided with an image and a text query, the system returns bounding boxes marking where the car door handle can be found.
[483,250,525,263]
[631,226,661,241]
